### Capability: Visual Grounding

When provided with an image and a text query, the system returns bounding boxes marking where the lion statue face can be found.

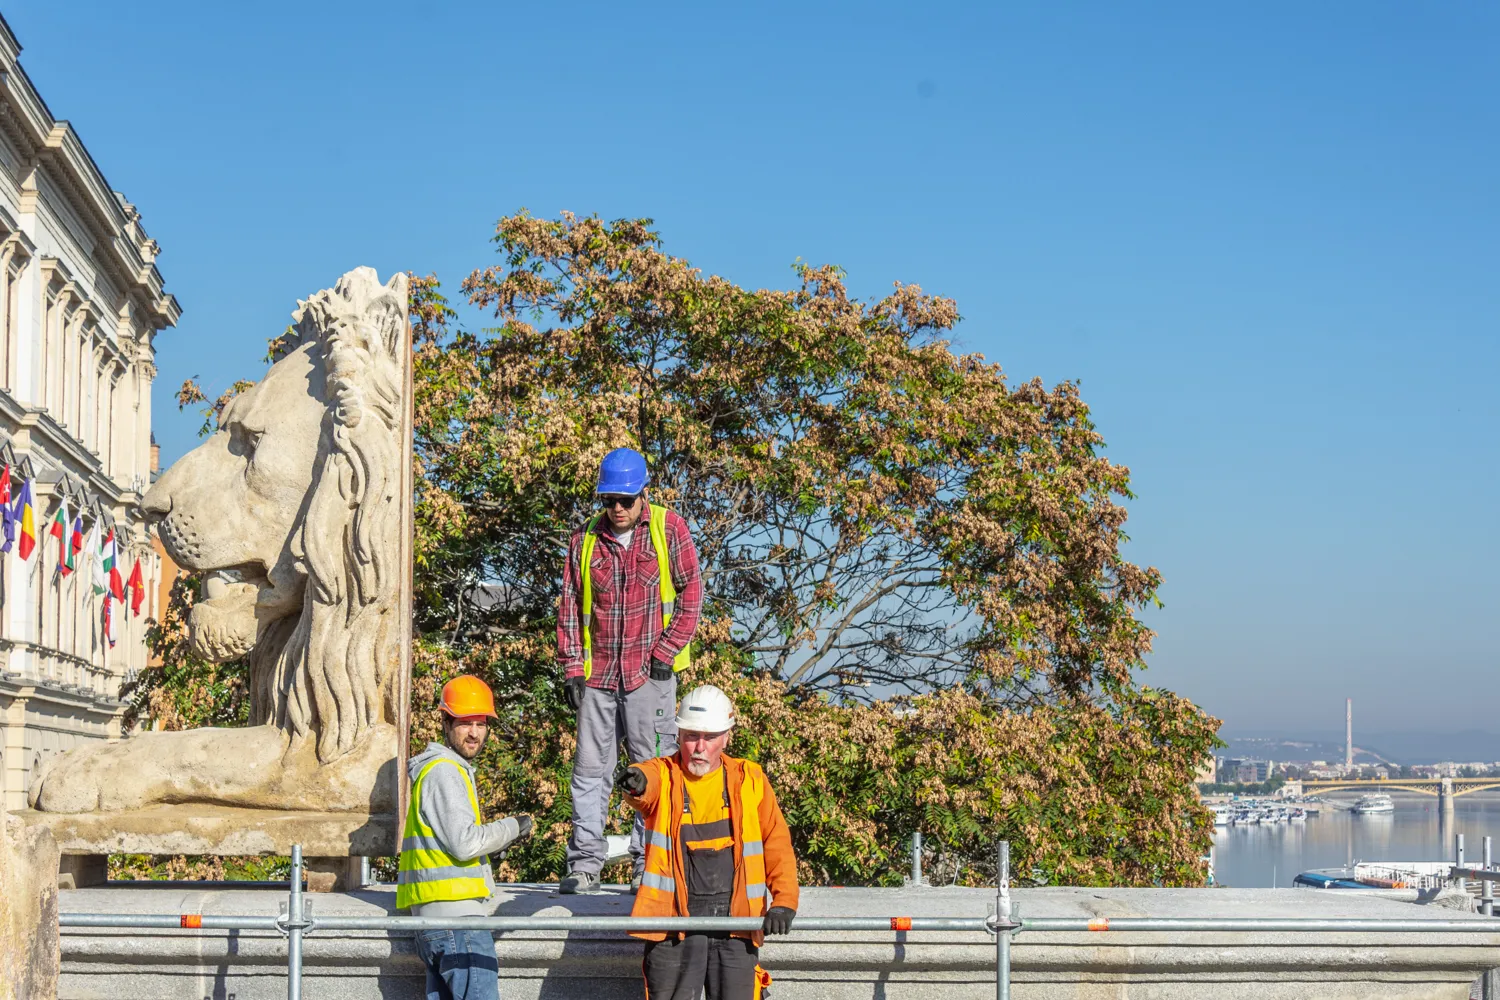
[143,267,409,763]
[149,344,324,658]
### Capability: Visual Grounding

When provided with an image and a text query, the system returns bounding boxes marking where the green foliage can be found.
[109,854,291,882]
[124,574,249,732]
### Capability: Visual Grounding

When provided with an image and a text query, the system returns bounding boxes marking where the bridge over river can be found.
[1293,776,1500,811]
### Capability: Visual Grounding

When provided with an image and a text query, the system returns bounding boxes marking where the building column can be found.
[63,292,87,431]
[133,353,156,494]
[0,235,31,389]
[107,363,124,479]
[47,284,77,416]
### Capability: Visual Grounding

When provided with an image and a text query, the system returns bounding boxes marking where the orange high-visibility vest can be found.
[630,755,772,944]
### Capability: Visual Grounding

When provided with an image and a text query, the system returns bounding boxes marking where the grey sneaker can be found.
[631,871,643,892]
[560,870,601,894]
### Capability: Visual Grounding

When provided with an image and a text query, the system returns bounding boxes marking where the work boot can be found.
[631,869,644,893]
[560,870,601,895]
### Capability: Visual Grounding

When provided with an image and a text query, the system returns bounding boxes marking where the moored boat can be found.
[1353,793,1395,815]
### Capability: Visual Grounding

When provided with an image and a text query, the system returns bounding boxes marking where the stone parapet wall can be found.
[56,883,1500,999]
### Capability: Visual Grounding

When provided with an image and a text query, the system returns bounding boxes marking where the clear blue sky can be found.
[12,2,1496,737]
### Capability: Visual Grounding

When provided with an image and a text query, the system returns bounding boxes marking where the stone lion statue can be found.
[29,267,409,814]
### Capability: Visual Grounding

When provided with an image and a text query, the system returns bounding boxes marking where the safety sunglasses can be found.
[600,492,643,509]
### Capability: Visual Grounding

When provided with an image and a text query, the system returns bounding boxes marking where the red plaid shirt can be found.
[558,508,702,692]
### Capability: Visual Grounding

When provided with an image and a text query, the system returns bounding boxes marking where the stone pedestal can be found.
[1,812,60,1000]
[15,805,396,858]
[14,806,391,896]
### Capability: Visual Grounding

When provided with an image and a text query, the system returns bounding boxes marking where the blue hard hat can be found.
[596,448,649,495]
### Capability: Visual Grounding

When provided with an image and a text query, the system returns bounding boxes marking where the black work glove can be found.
[564,676,585,712]
[614,766,648,797]
[513,814,534,840]
[649,660,674,682]
[762,906,795,936]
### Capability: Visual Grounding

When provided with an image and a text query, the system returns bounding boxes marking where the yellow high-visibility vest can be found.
[396,758,491,910]
[579,503,691,680]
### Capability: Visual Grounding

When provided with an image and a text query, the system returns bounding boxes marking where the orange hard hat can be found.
[440,675,497,719]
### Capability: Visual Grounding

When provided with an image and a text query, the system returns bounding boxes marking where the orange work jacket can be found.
[625,753,800,946]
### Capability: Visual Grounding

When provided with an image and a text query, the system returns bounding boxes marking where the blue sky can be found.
[11,2,1496,736]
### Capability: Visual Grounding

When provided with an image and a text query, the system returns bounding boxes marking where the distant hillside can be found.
[1219,736,1383,765]
[1219,731,1500,766]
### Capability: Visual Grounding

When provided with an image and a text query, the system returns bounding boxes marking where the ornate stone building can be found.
[0,17,180,810]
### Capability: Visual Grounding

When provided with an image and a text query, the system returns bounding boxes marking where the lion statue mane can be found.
[243,266,406,761]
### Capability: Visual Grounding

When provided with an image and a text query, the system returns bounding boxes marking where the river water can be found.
[1210,797,1500,888]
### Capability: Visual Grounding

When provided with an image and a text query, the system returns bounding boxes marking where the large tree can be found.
[421,211,1158,704]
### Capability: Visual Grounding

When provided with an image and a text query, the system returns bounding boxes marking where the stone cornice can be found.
[0,390,134,506]
[0,662,126,721]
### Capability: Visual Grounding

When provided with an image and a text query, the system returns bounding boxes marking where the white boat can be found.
[1211,806,1232,827]
[1353,793,1395,815]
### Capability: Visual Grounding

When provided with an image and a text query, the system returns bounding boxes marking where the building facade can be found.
[0,18,180,810]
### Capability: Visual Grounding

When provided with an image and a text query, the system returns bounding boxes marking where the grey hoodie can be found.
[406,742,523,915]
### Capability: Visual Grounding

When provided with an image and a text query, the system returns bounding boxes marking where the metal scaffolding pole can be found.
[1016,917,1500,933]
[996,840,1011,1000]
[286,845,303,1000]
[1484,837,1494,918]
[59,912,1500,935]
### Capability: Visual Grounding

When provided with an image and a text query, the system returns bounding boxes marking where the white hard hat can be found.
[675,685,735,733]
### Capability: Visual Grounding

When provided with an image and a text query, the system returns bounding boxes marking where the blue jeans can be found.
[414,928,499,1000]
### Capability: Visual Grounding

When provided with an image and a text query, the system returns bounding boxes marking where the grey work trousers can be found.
[567,674,679,876]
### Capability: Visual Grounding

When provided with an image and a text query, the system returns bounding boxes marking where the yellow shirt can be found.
[682,767,733,851]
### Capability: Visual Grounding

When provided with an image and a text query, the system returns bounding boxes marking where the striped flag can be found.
[104,527,124,601]
[70,513,84,569]
[88,520,106,595]
[103,593,117,648]
[50,497,71,576]
[14,479,35,560]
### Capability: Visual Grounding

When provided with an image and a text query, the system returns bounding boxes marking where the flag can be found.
[70,513,84,568]
[50,498,71,576]
[104,528,124,601]
[0,469,12,554]
[87,520,106,595]
[14,479,35,560]
[103,594,117,648]
[127,557,145,617]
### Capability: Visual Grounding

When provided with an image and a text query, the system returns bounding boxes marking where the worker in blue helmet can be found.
[557,447,703,894]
